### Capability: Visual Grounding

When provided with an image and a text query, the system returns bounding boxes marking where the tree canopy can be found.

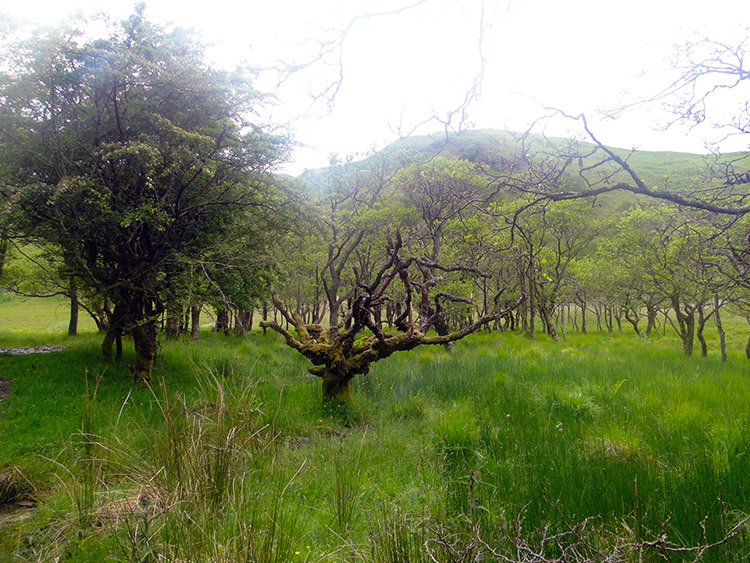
[0,6,287,380]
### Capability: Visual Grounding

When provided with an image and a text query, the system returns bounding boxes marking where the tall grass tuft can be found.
[23,361,308,562]
[333,446,362,531]
[136,366,268,512]
[71,371,102,529]
[370,504,429,563]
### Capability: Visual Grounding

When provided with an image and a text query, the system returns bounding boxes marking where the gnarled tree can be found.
[261,231,522,403]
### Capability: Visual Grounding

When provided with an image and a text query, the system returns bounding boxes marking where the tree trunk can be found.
[92,314,107,334]
[165,300,181,340]
[481,277,489,318]
[89,298,112,334]
[527,280,536,340]
[235,309,252,336]
[432,312,455,352]
[682,314,695,356]
[580,300,587,334]
[539,305,558,341]
[322,369,353,405]
[504,311,514,332]
[102,324,124,362]
[68,277,79,336]
[190,305,201,340]
[671,295,695,357]
[327,282,342,337]
[559,306,566,342]
[131,320,157,383]
[519,271,528,334]
[0,238,6,279]
[101,305,123,362]
[625,306,641,336]
[102,325,117,361]
[645,304,657,337]
[262,302,269,335]
[696,305,711,358]
[714,294,726,362]
[215,308,230,335]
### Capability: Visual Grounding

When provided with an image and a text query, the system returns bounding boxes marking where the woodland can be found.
[0,6,750,562]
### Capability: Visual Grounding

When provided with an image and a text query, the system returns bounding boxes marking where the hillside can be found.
[296,129,749,210]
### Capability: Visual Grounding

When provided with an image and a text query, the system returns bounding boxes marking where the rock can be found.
[0,345,66,355]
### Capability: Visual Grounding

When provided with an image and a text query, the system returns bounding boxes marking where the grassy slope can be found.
[0,294,98,337]
[298,128,746,187]
[1,298,749,561]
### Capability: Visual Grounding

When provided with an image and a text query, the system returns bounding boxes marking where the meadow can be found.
[1,294,749,562]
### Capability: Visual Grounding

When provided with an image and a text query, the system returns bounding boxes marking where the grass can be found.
[0,293,98,335]
[0,295,749,561]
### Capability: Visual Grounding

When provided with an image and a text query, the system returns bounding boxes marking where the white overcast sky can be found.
[1,0,749,174]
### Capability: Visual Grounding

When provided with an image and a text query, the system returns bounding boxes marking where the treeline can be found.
[272,148,750,362]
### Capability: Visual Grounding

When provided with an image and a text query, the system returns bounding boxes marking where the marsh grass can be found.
[332,431,367,531]
[369,503,429,563]
[1,299,750,560]
[1,344,309,562]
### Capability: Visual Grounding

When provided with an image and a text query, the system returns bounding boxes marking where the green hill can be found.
[297,129,749,210]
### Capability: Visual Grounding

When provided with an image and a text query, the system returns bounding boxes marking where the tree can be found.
[0,243,84,335]
[0,7,286,381]
[261,230,522,404]
[499,198,602,340]
[605,205,721,356]
[394,157,499,341]
[499,31,750,218]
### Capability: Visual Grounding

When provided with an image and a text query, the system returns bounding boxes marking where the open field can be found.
[0,294,98,336]
[1,295,749,561]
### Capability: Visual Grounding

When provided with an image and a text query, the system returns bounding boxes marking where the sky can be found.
[1,0,749,174]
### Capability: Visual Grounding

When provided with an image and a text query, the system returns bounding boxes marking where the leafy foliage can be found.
[0,7,287,379]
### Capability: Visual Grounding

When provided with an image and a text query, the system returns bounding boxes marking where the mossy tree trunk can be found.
[131,320,157,383]
[0,238,6,280]
[321,369,354,404]
[538,304,558,341]
[235,309,253,336]
[215,308,230,335]
[102,287,161,383]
